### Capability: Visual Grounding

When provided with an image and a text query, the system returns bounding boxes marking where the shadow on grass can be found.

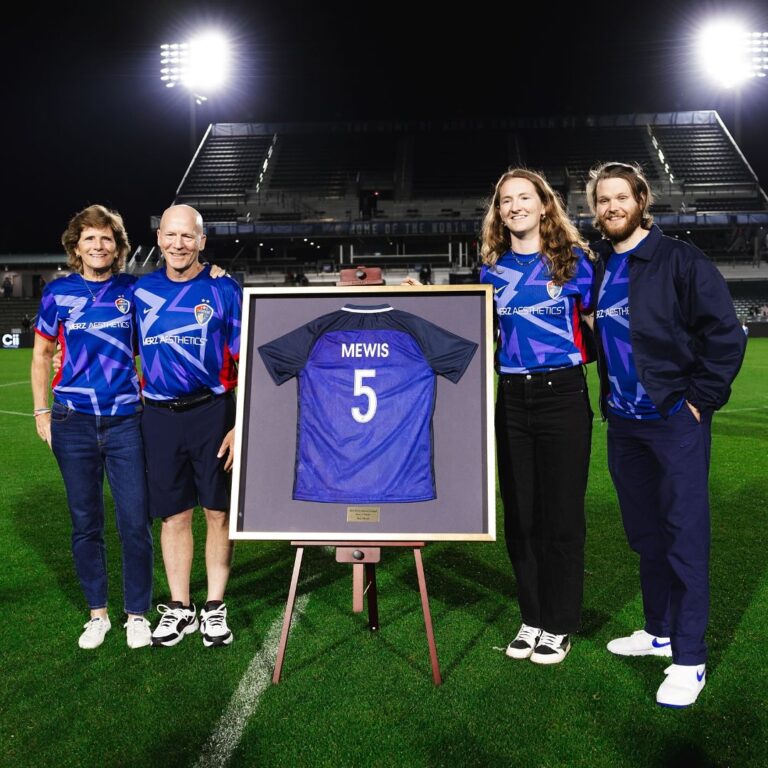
[9,481,83,610]
[272,600,432,682]
[707,478,768,671]
[394,517,638,642]
[222,544,351,631]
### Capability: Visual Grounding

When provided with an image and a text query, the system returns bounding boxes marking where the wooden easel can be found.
[272,541,442,686]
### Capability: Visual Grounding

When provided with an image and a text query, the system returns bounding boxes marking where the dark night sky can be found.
[3,0,768,253]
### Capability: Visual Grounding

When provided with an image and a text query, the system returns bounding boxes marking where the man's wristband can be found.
[34,408,51,416]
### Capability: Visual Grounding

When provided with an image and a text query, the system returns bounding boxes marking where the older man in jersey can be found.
[587,163,745,707]
[135,204,242,648]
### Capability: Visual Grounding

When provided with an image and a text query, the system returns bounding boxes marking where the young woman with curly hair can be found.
[480,169,595,665]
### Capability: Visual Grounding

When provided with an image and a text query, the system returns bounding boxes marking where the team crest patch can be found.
[195,303,214,325]
[546,281,562,300]
[115,298,130,314]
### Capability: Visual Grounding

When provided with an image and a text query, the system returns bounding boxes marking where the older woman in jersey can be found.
[480,169,595,664]
[31,205,154,650]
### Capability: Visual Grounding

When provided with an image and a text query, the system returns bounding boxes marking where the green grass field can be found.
[2,342,766,768]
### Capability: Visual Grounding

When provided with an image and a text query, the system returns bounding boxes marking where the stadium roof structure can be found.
[153,111,768,279]
[170,110,768,237]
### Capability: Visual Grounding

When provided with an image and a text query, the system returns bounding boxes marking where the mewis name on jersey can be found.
[340,342,389,358]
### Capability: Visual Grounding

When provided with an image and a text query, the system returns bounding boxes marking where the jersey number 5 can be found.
[351,369,377,423]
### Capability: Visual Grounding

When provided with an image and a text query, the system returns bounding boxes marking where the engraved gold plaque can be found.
[346,506,381,523]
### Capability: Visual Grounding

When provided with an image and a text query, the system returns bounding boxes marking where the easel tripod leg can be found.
[273,546,304,684]
[413,547,442,686]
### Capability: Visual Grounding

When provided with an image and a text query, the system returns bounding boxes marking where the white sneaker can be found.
[78,616,111,649]
[530,632,571,665]
[200,603,233,648]
[607,629,672,657]
[656,664,706,708]
[124,616,152,649]
[505,623,542,659]
[151,603,199,647]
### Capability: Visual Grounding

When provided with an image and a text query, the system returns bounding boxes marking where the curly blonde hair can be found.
[481,169,591,284]
[61,204,130,275]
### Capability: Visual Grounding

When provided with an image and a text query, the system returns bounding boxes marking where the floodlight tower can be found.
[697,21,768,144]
[160,32,230,155]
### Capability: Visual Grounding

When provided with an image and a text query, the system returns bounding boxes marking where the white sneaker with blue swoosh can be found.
[656,664,706,708]
[606,629,672,657]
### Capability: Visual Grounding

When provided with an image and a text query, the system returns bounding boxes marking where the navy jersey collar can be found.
[342,304,393,313]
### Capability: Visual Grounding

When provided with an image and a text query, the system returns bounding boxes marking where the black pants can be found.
[496,366,592,634]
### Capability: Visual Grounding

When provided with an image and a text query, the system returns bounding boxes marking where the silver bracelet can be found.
[34,408,52,415]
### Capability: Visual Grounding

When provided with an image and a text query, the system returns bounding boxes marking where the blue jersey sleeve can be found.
[258,311,347,384]
[227,282,243,359]
[258,324,318,384]
[391,310,478,383]
[574,250,595,313]
[35,288,59,339]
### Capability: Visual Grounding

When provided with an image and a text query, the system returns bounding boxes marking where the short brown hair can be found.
[61,204,130,275]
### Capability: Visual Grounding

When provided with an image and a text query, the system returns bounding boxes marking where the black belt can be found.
[145,390,219,412]
[500,366,584,383]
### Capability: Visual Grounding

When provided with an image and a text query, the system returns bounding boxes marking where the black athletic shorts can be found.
[141,392,236,519]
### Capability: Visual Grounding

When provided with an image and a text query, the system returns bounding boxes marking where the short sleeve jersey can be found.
[258,304,478,504]
[134,266,241,400]
[35,273,140,415]
[597,247,683,420]
[480,248,593,373]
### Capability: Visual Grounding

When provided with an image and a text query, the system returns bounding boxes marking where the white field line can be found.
[194,591,311,768]
[0,409,31,417]
[0,380,27,388]
[718,405,768,415]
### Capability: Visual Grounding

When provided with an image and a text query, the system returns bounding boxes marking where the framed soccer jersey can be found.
[230,285,495,542]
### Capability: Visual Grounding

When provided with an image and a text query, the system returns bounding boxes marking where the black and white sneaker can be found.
[505,623,543,659]
[151,603,199,647]
[200,603,233,648]
[530,632,571,665]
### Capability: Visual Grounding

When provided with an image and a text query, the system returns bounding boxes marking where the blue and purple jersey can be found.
[480,248,593,374]
[35,273,141,416]
[134,266,241,400]
[258,304,478,504]
[597,247,682,419]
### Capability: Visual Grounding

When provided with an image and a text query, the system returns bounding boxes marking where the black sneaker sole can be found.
[203,632,233,648]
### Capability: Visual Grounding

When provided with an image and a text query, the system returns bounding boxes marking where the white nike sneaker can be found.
[607,629,672,657]
[656,664,706,708]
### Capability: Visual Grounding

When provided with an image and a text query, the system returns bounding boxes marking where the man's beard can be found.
[598,206,643,243]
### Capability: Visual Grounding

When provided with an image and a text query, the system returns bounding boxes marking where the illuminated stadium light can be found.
[698,21,768,88]
[161,32,230,156]
[160,32,230,96]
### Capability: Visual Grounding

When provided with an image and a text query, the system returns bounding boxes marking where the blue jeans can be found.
[51,403,153,614]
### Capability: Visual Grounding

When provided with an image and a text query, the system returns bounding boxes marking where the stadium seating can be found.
[163,112,768,278]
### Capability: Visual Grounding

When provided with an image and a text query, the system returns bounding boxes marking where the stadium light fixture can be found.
[160,32,230,154]
[698,21,768,88]
[697,20,768,143]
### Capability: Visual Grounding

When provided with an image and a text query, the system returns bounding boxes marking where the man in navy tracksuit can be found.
[587,162,746,708]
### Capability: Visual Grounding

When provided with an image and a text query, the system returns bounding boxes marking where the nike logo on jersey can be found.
[143,308,151,314]
[494,286,504,295]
